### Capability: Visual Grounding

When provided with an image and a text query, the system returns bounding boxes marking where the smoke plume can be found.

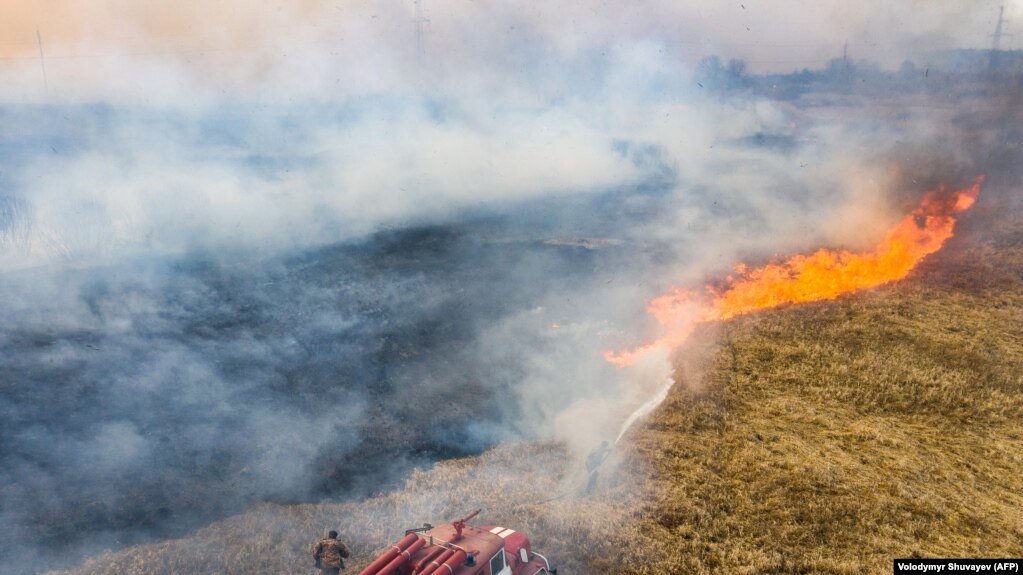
[0,1,1006,573]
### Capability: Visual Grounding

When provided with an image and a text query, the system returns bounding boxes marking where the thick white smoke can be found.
[0,1,1003,573]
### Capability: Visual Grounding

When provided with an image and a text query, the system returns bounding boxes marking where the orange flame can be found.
[604,177,983,367]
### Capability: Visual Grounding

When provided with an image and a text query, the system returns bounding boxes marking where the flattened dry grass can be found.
[50,441,644,575]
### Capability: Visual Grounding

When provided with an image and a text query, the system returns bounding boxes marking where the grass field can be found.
[615,175,1023,573]
[51,116,1023,575]
[625,285,1023,573]
[53,200,1022,575]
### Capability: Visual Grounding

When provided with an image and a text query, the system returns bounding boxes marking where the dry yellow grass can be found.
[623,282,1023,574]
[617,199,1023,574]
[50,440,646,575]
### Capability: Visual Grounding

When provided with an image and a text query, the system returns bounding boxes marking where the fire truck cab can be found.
[357,510,556,575]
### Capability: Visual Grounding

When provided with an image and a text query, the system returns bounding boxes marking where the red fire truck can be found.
[357,510,556,575]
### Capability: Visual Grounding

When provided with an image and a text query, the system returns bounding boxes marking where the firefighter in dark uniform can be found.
[585,440,612,494]
[586,440,611,473]
[312,530,351,574]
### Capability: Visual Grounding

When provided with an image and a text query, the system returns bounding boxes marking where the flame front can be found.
[604,177,983,367]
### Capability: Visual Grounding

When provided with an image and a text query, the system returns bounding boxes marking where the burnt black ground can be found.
[0,104,674,573]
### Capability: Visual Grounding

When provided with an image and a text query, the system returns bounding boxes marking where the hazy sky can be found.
[0,0,1013,102]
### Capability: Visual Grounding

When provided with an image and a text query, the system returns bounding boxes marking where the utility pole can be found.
[36,29,48,93]
[992,6,1008,51]
[989,6,1012,75]
[414,0,428,62]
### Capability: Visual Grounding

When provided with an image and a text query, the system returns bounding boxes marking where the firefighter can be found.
[312,530,351,574]
[584,440,612,495]
[585,440,611,473]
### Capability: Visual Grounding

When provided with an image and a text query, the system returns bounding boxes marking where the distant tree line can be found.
[693,49,1023,100]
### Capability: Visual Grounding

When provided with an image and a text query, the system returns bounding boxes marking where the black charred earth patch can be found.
[0,187,657,574]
